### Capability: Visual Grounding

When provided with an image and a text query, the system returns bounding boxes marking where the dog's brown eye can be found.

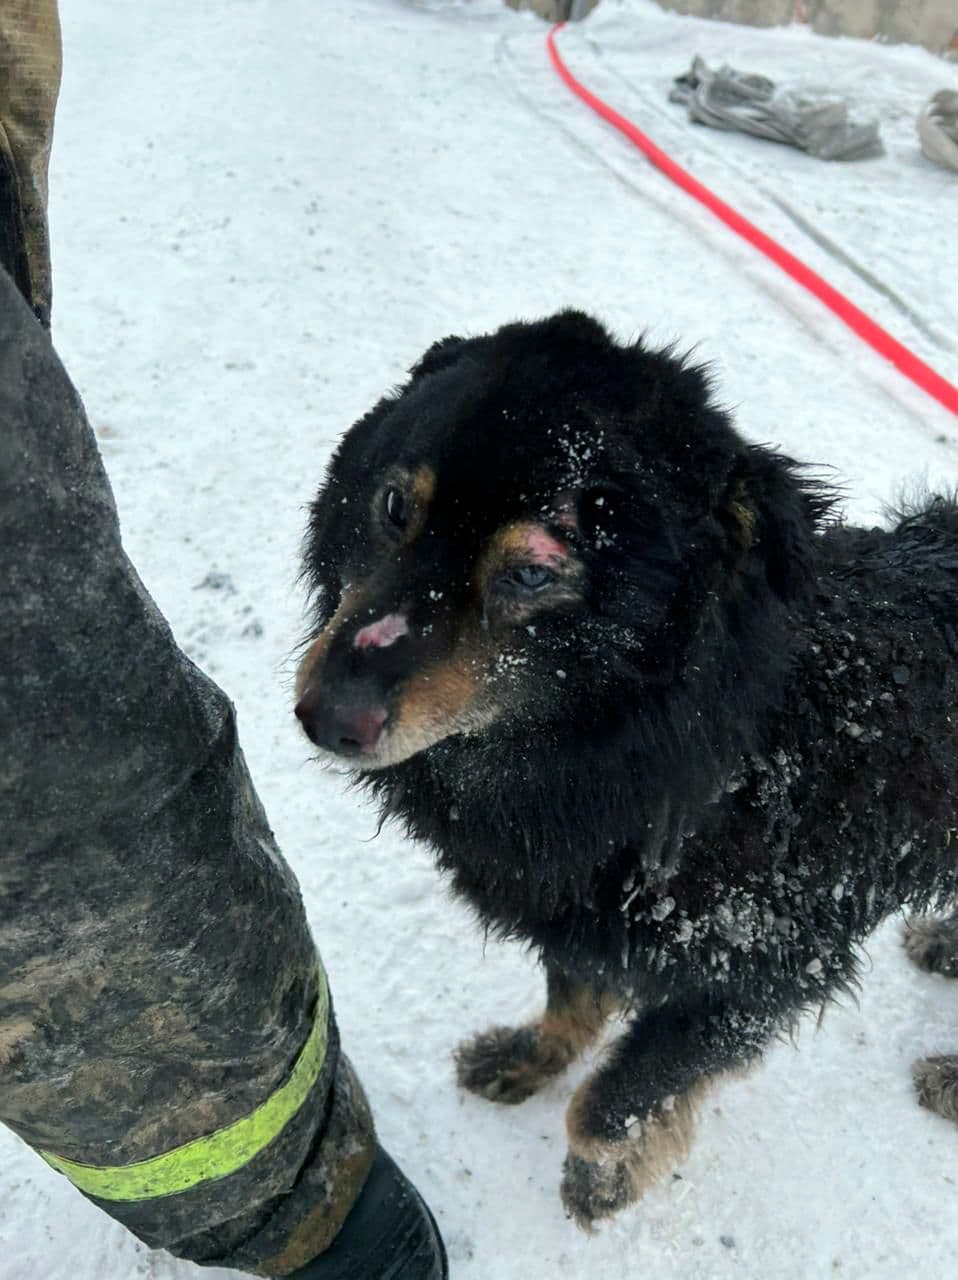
[383,487,407,530]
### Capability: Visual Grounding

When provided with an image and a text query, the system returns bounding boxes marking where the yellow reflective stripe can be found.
[40,964,329,1202]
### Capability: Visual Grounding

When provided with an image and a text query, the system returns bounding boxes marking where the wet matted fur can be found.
[295,311,958,1226]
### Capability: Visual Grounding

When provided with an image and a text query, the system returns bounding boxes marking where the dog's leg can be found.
[560,998,776,1229]
[455,965,617,1106]
[904,910,958,977]
[913,1055,958,1123]
[905,909,958,1123]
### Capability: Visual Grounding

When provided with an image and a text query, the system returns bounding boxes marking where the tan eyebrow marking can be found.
[410,463,436,512]
[475,521,576,598]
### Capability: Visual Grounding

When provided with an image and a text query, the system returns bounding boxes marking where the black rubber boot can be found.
[288,1144,448,1280]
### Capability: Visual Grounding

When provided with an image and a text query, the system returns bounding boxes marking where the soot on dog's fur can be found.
[297,311,958,1226]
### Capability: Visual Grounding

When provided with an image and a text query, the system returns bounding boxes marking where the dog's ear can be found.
[535,309,613,350]
[720,446,824,603]
[408,335,469,382]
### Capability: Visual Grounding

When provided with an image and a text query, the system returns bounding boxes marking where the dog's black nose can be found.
[295,688,387,757]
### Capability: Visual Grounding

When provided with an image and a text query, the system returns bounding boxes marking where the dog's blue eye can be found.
[505,564,556,592]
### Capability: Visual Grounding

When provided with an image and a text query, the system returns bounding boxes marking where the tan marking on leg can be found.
[455,986,619,1105]
[540,986,620,1059]
[562,1073,720,1227]
[562,1054,757,1228]
[567,1074,710,1177]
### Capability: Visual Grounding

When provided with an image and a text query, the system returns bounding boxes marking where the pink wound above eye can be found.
[525,527,569,563]
[354,613,409,650]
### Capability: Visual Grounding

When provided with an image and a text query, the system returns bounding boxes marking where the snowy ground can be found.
[3,0,957,1276]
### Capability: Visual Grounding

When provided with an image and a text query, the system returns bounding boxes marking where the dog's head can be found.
[296,311,824,769]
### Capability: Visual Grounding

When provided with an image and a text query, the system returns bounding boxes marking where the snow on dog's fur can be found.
[296,312,958,1226]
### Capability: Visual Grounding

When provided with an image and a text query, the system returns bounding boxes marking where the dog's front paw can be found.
[455,1025,562,1104]
[560,1150,633,1231]
[560,1075,707,1228]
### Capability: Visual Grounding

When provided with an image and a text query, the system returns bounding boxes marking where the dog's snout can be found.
[295,688,387,757]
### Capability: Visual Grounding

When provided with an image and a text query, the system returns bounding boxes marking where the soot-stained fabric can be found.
[0,270,374,1273]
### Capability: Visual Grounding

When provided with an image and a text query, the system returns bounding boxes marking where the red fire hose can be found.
[546,24,958,417]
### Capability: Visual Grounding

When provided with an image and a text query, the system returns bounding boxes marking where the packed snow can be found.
[2,1,956,1276]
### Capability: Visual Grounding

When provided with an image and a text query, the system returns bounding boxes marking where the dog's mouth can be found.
[294,608,503,770]
[294,680,497,770]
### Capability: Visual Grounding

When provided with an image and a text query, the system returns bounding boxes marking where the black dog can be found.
[295,311,958,1226]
